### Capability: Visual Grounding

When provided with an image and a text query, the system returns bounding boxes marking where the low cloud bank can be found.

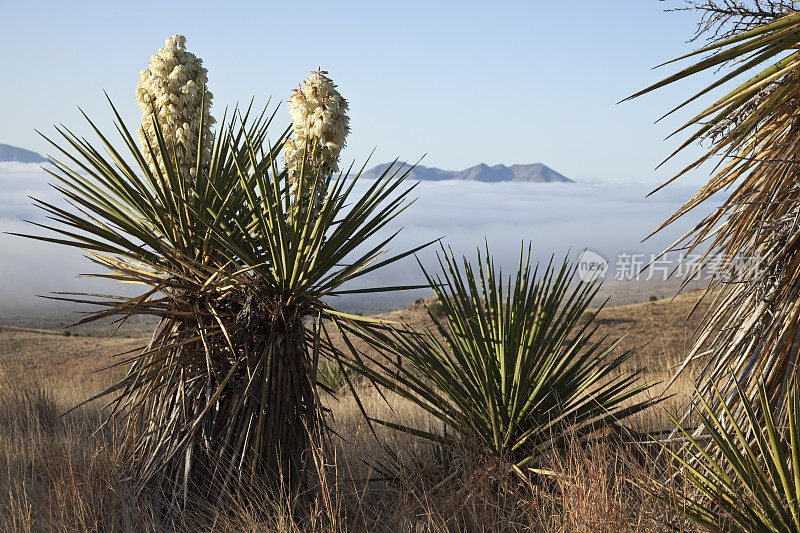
[0,163,712,314]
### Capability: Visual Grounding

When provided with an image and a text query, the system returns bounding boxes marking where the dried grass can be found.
[0,360,702,532]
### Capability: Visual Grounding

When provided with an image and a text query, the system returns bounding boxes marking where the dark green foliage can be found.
[337,243,657,473]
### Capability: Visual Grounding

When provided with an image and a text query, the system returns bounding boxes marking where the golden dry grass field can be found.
[0,291,710,532]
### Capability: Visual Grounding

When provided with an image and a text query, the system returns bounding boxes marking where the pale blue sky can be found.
[1,1,715,184]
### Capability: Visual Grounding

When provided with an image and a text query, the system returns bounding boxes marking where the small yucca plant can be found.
[316,360,360,394]
[337,243,657,474]
[651,380,800,533]
[16,38,428,509]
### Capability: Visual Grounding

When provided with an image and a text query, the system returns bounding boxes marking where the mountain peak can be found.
[360,162,572,183]
[0,144,47,164]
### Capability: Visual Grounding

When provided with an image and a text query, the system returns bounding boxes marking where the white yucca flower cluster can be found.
[135,35,215,186]
[284,69,350,209]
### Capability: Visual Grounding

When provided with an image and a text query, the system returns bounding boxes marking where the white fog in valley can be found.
[0,162,711,319]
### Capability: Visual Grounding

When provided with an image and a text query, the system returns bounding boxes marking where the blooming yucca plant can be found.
[15,37,428,510]
[336,243,657,474]
[651,380,800,533]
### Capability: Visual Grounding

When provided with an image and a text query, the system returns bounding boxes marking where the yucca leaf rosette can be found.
[650,380,800,532]
[336,243,657,475]
[627,5,800,437]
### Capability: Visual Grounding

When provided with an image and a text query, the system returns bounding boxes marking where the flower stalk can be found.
[135,35,215,191]
[284,69,350,213]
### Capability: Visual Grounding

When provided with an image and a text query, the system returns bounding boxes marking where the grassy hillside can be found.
[0,291,708,531]
[1,289,708,397]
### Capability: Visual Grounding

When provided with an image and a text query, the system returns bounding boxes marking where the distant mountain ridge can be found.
[0,144,47,164]
[360,162,572,183]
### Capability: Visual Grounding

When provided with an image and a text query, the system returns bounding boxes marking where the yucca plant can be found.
[626,2,800,431]
[316,360,360,395]
[336,243,657,474]
[651,379,800,532]
[14,45,429,507]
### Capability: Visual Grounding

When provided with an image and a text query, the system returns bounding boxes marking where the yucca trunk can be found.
[122,305,319,505]
[247,315,315,497]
